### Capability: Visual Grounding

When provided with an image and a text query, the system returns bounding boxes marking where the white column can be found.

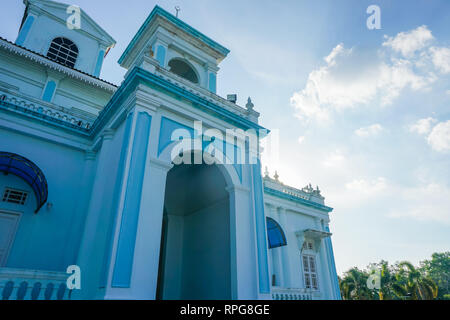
[323,221,340,300]
[63,151,96,265]
[228,185,257,300]
[315,219,333,299]
[74,129,116,300]
[103,109,167,300]
[295,231,306,288]
[129,157,172,299]
[278,207,291,288]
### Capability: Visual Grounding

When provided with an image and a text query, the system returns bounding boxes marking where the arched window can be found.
[0,152,48,213]
[168,58,199,84]
[47,37,79,68]
[266,217,287,249]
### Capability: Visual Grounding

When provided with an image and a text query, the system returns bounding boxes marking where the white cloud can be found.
[324,43,351,66]
[427,120,450,152]
[355,124,384,137]
[430,46,450,74]
[383,25,434,57]
[298,136,305,144]
[345,177,388,195]
[409,117,437,135]
[291,30,436,123]
[322,150,346,168]
[388,183,450,225]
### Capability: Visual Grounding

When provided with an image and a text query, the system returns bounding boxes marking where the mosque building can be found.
[0,0,340,300]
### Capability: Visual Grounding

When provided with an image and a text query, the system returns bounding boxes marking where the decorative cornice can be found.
[84,150,97,160]
[102,128,115,140]
[0,95,91,136]
[264,175,325,201]
[264,187,333,213]
[226,185,251,194]
[303,229,332,239]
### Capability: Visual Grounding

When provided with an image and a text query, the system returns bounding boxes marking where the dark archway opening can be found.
[168,59,199,84]
[157,162,231,300]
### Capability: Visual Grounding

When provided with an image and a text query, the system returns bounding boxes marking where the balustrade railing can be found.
[271,287,313,300]
[0,268,70,300]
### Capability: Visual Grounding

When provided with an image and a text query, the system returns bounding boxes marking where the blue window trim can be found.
[42,80,57,102]
[156,45,166,67]
[94,49,105,77]
[208,73,217,93]
[266,217,287,249]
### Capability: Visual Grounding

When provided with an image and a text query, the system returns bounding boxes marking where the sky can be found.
[1,0,449,275]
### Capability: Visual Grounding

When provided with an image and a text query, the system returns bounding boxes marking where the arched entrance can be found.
[156,161,231,300]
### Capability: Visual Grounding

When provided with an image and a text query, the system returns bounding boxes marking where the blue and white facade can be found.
[0,0,340,300]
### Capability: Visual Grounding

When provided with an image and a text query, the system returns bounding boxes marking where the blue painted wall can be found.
[0,127,89,271]
[16,15,35,46]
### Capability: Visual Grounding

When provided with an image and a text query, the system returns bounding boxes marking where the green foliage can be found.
[339,252,448,300]
[420,252,450,300]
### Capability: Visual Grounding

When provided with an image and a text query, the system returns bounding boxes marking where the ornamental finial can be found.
[274,171,279,181]
[264,166,269,177]
[246,97,254,111]
[314,185,321,196]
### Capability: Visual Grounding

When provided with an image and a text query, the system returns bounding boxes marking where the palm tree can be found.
[340,268,373,300]
[393,261,438,300]
[374,261,395,300]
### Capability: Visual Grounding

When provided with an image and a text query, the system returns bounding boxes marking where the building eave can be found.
[0,37,117,92]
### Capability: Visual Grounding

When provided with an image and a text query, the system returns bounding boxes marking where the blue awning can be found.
[0,152,48,213]
[266,217,287,249]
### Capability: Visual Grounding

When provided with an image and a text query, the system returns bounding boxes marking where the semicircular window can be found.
[168,59,199,84]
[266,217,287,249]
[0,152,48,213]
[47,37,79,68]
